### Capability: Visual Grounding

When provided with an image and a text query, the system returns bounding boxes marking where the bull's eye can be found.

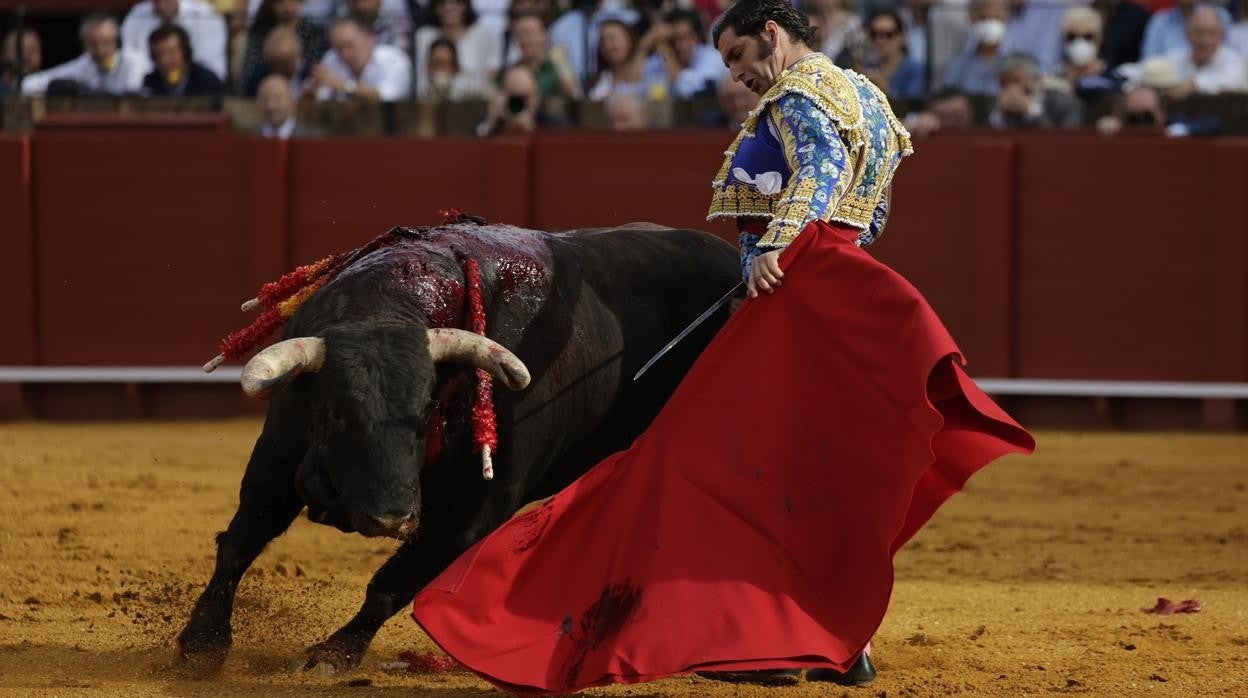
[328,407,344,423]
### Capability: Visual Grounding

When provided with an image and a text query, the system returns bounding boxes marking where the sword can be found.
[633,282,744,381]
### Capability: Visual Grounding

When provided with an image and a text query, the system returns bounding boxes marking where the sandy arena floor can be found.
[0,421,1245,696]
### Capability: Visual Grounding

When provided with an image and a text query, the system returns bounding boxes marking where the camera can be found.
[506,94,527,116]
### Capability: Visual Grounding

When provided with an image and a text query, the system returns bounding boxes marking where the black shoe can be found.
[697,668,803,686]
[806,653,876,686]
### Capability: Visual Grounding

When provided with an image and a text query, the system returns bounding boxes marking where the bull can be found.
[177,222,739,674]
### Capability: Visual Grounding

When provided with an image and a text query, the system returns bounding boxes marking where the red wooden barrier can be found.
[29,131,264,416]
[875,137,1017,378]
[0,130,1243,425]
[1014,136,1248,382]
[529,130,738,241]
[287,137,532,264]
[0,136,34,417]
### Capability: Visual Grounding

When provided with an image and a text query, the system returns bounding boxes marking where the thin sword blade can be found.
[633,282,743,381]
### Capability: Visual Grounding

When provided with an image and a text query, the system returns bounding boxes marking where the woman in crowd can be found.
[240,0,327,94]
[587,19,667,102]
[414,0,503,98]
[857,9,924,99]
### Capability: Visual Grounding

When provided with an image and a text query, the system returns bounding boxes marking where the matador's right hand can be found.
[747,250,784,298]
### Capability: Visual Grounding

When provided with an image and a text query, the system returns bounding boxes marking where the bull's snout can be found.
[358,511,418,540]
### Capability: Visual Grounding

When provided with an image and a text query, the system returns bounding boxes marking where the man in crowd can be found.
[21,14,147,95]
[142,22,226,96]
[121,0,228,79]
[307,17,411,101]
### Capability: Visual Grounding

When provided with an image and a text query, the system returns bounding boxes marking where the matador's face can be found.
[716,24,780,96]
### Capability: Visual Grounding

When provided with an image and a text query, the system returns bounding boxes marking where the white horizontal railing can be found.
[0,368,1247,399]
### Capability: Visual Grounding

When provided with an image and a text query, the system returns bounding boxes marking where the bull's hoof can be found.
[697,669,803,686]
[287,640,365,675]
[175,627,231,678]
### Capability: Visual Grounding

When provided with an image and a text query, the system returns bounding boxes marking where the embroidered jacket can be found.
[707,53,912,278]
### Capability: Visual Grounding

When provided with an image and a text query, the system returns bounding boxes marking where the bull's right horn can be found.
[240,337,326,399]
[427,328,530,390]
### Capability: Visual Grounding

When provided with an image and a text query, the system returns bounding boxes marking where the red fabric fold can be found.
[411,220,1035,694]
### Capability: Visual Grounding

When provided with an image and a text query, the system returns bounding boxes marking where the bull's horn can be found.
[240,337,327,399]
[427,328,530,390]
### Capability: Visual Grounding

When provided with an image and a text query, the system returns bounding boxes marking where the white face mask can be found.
[973,19,1007,47]
[1064,37,1097,67]
[430,71,453,90]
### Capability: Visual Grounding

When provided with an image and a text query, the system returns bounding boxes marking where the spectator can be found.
[1163,5,1247,96]
[244,25,310,96]
[701,72,759,129]
[1003,0,1065,75]
[142,22,226,96]
[858,9,925,99]
[241,0,328,95]
[988,52,1083,128]
[121,0,229,80]
[904,88,974,136]
[548,0,639,85]
[587,19,668,102]
[899,0,971,91]
[475,63,564,135]
[1230,0,1248,58]
[414,0,504,98]
[1096,84,1223,136]
[1054,6,1121,101]
[421,36,493,98]
[642,9,726,99]
[510,11,580,99]
[804,0,864,64]
[508,0,556,25]
[1,28,42,95]
[308,17,411,100]
[943,0,1010,95]
[1094,0,1150,68]
[606,91,649,129]
[21,14,147,96]
[257,73,323,136]
[344,0,412,53]
[1142,0,1232,58]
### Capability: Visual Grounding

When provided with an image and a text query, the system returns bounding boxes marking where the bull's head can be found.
[240,327,530,539]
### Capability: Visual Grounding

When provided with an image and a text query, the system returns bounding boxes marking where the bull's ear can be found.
[241,337,327,399]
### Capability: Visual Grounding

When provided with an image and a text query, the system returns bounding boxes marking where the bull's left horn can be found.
[427,328,530,390]
[240,337,327,399]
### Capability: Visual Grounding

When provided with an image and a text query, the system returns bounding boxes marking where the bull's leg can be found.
[177,432,302,675]
[289,535,456,674]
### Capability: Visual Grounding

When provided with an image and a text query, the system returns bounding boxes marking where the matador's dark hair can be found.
[711,0,816,49]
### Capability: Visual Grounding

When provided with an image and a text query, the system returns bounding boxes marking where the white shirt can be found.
[121,0,228,80]
[318,43,412,101]
[1165,45,1248,94]
[414,22,503,98]
[261,117,298,139]
[20,50,148,96]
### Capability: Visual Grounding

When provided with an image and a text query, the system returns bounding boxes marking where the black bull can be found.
[178,223,740,674]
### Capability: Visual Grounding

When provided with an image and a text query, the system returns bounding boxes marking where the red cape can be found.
[412,221,1035,694]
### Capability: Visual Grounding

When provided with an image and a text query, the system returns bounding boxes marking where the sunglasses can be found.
[1064,32,1097,41]
[870,29,899,39]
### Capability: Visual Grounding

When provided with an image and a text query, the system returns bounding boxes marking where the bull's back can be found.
[515,227,738,490]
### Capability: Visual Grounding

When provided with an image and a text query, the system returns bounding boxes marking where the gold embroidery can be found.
[706,53,912,238]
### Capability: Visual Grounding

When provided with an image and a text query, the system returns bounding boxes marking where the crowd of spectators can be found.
[3,0,1248,138]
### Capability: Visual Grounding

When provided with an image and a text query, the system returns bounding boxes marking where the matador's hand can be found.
[747,250,784,298]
